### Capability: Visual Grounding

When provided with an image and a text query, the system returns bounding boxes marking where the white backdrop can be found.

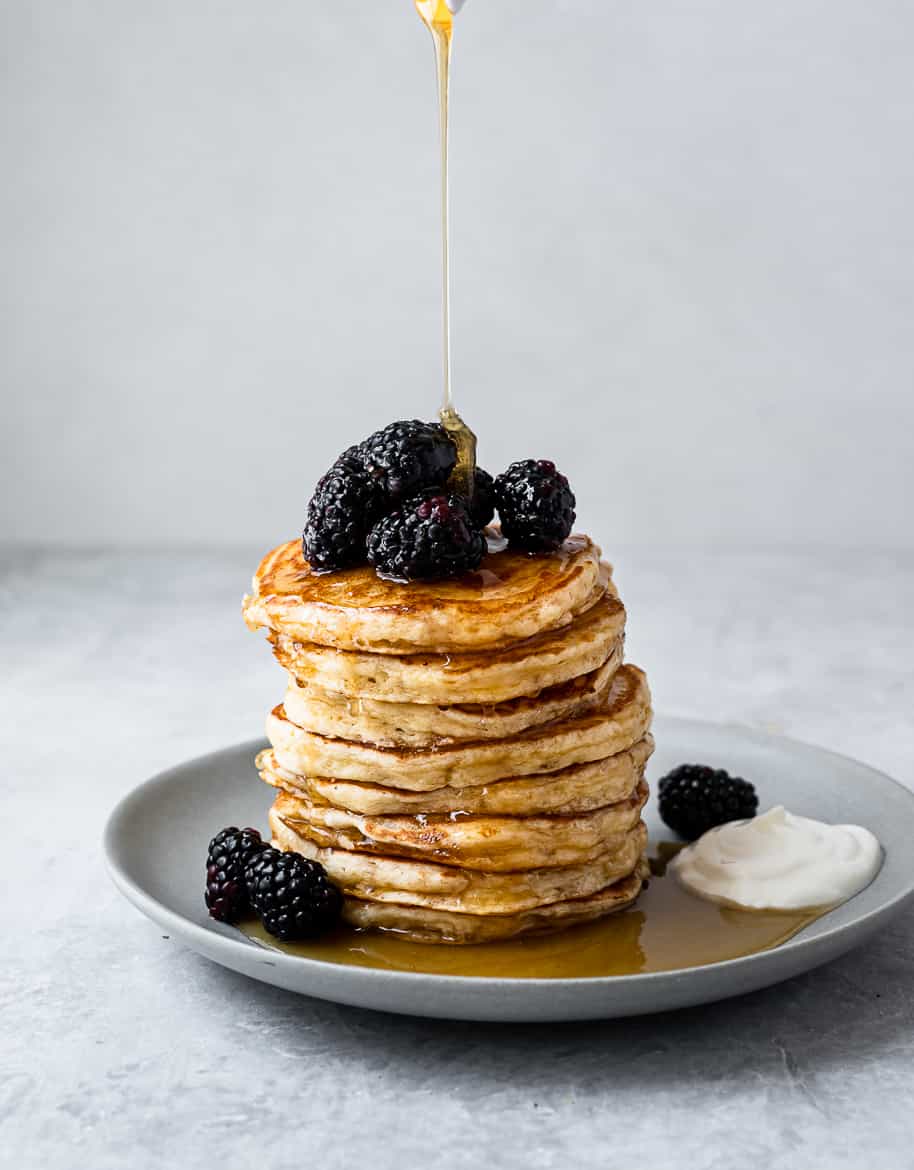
[3,0,912,549]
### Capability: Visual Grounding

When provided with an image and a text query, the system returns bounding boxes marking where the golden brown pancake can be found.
[270,807,647,915]
[267,663,652,791]
[341,861,650,944]
[280,646,623,747]
[243,532,603,653]
[257,734,654,816]
[268,585,626,705]
[269,780,649,871]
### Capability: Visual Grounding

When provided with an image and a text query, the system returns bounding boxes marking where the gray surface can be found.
[104,725,914,1022]
[3,545,913,1167]
[3,0,914,550]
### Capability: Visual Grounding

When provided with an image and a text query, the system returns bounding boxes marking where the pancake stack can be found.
[242,532,654,944]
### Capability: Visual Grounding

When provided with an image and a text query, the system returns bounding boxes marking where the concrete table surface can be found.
[2,545,912,1170]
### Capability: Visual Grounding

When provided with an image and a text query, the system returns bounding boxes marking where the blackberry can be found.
[658,764,759,841]
[204,826,267,923]
[416,467,494,528]
[494,460,576,552]
[468,467,496,529]
[367,493,486,582]
[245,847,343,941]
[302,455,385,573]
[360,420,457,502]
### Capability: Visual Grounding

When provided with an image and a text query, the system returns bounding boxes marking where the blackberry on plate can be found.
[658,764,759,841]
[245,847,343,941]
[468,467,496,529]
[367,493,486,582]
[302,457,386,573]
[494,459,576,552]
[205,826,267,923]
[360,420,457,502]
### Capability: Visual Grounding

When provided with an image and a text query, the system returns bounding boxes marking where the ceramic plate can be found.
[104,718,914,1022]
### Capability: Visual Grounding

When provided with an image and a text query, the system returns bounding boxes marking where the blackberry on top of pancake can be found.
[300,417,575,580]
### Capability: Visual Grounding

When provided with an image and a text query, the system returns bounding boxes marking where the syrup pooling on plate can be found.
[239,866,833,977]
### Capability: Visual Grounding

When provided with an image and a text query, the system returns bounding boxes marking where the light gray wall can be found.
[3,0,912,549]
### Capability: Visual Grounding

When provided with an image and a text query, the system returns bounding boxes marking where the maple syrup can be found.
[239,854,833,978]
[415,0,477,497]
[260,533,592,604]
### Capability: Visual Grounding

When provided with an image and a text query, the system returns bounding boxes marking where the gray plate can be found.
[104,717,914,1022]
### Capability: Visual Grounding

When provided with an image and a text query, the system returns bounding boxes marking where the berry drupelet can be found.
[205,827,268,923]
[245,847,343,941]
[367,493,486,582]
[494,460,576,552]
[360,420,457,503]
[658,764,759,841]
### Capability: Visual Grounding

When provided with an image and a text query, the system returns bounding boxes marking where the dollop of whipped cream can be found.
[670,806,882,911]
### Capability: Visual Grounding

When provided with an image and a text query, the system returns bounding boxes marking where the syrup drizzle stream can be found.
[415,0,477,496]
[415,0,455,412]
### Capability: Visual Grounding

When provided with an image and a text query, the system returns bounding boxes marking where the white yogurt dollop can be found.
[670,806,882,911]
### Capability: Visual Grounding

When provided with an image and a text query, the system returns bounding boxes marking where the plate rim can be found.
[103,716,914,991]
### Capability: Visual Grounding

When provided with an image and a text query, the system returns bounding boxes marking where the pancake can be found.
[267,663,652,791]
[342,862,650,944]
[243,532,603,653]
[245,521,654,942]
[269,584,626,705]
[270,807,647,914]
[258,734,654,815]
[269,780,649,871]
[280,644,623,747]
